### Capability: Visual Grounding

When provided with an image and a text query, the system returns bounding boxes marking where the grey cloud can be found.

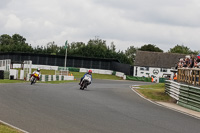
[0,0,12,9]
[94,0,200,27]
[0,0,200,52]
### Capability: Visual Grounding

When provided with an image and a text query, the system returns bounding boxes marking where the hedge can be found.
[126,75,151,82]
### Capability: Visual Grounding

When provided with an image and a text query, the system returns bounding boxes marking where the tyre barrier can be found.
[165,80,200,112]
[0,70,4,79]
[26,74,74,82]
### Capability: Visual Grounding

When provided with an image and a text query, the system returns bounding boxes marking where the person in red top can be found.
[151,76,154,82]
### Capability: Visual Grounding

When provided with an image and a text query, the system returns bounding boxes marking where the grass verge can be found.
[136,83,175,102]
[0,79,27,84]
[0,122,22,133]
[71,72,121,80]
[0,79,78,84]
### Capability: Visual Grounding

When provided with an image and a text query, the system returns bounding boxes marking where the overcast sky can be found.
[0,0,200,52]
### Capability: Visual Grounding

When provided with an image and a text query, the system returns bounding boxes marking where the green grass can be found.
[0,79,27,84]
[136,83,174,102]
[139,83,165,89]
[70,72,121,80]
[0,123,22,133]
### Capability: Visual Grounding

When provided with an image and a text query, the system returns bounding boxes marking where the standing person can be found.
[185,55,190,67]
[178,58,184,68]
[189,55,195,68]
[151,76,154,83]
[173,73,177,81]
[195,59,200,68]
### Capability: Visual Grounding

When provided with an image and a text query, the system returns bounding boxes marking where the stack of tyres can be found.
[0,70,4,79]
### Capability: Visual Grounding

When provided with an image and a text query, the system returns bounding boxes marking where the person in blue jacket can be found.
[79,70,92,85]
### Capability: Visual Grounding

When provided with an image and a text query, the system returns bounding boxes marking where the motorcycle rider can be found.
[31,68,41,81]
[79,70,92,85]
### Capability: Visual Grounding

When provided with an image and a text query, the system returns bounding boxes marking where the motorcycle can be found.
[30,73,39,85]
[80,74,92,90]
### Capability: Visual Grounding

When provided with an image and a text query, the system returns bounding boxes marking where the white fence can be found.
[80,68,113,75]
[80,68,126,79]
[13,64,126,79]
[0,59,11,71]
[13,64,58,70]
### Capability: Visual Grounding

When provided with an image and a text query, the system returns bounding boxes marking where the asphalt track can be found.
[0,79,200,133]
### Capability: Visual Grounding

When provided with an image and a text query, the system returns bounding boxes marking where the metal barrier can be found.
[165,80,200,112]
[178,68,200,86]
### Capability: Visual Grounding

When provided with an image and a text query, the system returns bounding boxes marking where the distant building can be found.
[134,51,185,79]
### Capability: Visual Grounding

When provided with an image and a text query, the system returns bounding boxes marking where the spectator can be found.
[189,55,195,68]
[173,73,177,81]
[185,55,190,67]
[176,54,200,69]
[151,76,154,82]
[195,59,200,68]
[183,61,187,67]
[178,58,184,68]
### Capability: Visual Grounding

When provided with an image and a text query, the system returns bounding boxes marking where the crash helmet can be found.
[88,70,92,74]
[37,68,40,72]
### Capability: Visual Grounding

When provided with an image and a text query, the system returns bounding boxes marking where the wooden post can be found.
[194,70,196,86]
[199,70,200,86]
[177,69,180,82]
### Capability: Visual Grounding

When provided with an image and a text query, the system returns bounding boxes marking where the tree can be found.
[168,45,192,54]
[110,42,116,52]
[12,34,26,44]
[0,34,13,45]
[46,41,60,55]
[193,50,200,55]
[0,34,133,65]
[125,46,137,65]
[139,44,163,52]
[0,34,33,52]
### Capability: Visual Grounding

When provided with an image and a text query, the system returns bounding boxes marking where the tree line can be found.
[0,34,199,65]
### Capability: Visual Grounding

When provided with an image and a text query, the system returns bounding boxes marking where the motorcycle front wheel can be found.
[31,77,35,85]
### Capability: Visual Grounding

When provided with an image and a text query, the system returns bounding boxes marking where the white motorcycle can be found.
[80,74,92,90]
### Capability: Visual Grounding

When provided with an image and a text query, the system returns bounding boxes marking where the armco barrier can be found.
[0,70,4,79]
[58,67,80,72]
[165,80,200,112]
[79,68,125,78]
[116,72,124,78]
[80,68,113,75]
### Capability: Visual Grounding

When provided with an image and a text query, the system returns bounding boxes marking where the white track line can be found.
[0,120,29,133]
[129,86,200,120]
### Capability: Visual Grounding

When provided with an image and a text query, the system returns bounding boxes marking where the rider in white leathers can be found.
[79,70,92,85]
[32,68,41,81]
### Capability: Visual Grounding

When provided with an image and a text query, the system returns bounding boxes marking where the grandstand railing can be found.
[178,68,200,86]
